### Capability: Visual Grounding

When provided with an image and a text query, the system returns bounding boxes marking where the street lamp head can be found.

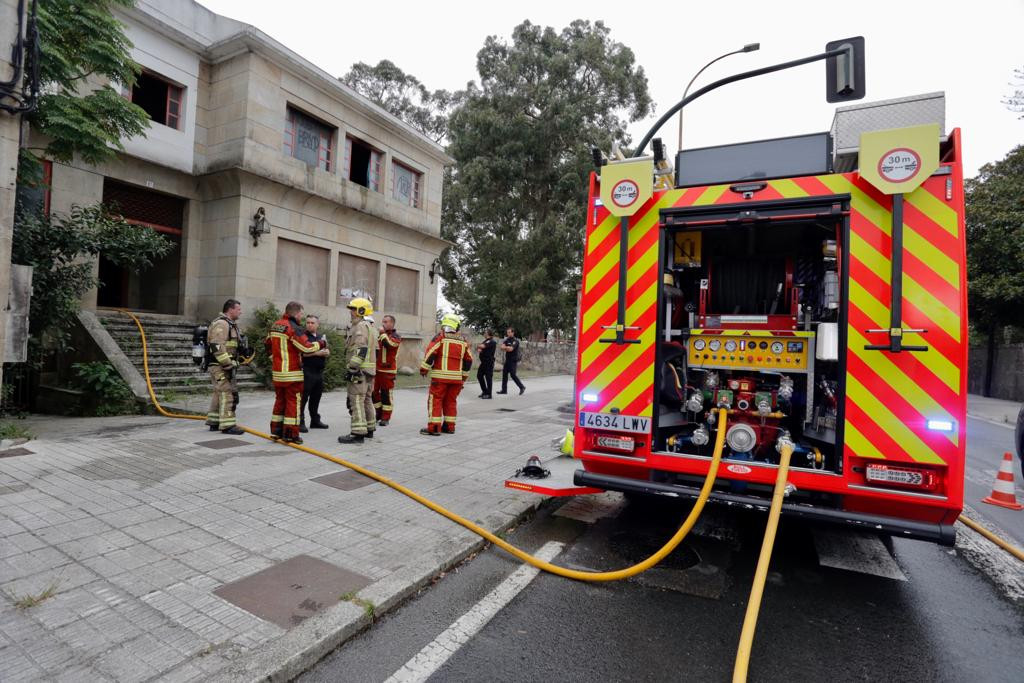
[743,43,760,53]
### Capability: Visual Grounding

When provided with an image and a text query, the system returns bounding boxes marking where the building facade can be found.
[38,0,450,345]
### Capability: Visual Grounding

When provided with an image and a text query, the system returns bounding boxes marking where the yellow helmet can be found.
[347,297,374,316]
[440,313,461,331]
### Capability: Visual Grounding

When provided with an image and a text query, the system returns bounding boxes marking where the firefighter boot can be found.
[419,428,440,437]
[338,433,365,445]
[221,426,244,436]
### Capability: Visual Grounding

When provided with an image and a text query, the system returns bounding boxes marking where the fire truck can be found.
[520,42,967,546]
[570,87,966,545]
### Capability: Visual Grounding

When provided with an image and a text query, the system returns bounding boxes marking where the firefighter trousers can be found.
[372,372,396,421]
[346,371,375,436]
[271,380,303,439]
[427,380,463,433]
[206,365,238,429]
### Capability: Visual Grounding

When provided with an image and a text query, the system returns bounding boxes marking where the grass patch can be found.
[0,422,33,441]
[10,580,61,609]
[339,592,376,619]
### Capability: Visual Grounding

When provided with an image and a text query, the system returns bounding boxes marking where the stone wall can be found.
[968,344,1024,401]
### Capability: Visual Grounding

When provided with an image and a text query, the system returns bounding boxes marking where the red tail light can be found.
[865,463,938,491]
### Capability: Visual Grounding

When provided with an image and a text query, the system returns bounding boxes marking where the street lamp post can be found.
[677,43,760,152]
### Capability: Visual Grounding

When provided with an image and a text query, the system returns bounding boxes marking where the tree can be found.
[441,20,653,335]
[341,60,458,143]
[9,0,169,358]
[965,144,1024,394]
[1003,67,1024,119]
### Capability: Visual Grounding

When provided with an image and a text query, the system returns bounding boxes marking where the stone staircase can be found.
[96,312,263,396]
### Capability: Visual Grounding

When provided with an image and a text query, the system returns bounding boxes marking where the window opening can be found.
[131,71,183,130]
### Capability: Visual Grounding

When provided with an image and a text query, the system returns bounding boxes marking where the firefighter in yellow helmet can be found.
[419,313,472,436]
[338,297,377,444]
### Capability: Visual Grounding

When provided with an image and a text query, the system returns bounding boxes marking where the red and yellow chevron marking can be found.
[578,168,966,475]
[820,171,966,467]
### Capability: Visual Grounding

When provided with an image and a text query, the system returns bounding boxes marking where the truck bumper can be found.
[574,470,956,546]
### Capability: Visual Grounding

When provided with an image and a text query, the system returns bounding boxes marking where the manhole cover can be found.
[311,470,374,491]
[609,530,700,570]
[195,438,250,449]
[214,555,371,629]
[0,447,33,458]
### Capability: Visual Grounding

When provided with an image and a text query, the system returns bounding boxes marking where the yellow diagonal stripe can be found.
[848,280,960,393]
[904,224,959,287]
[585,326,655,396]
[769,178,810,198]
[586,215,617,256]
[581,245,659,334]
[907,184,958,238]
[848,329,958,446]
[692,184,729,205]
[843,422,885,459]
[845,375,946,464]
[600,363,656,417]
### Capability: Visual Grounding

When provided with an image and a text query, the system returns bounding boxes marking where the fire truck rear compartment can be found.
[653,199,846,475]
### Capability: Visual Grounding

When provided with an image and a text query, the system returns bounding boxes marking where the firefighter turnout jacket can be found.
[347,318,377,376]
[266,315,320,382]
[420,332,473,383]
[208,314,239,368]
[376,329,402,374]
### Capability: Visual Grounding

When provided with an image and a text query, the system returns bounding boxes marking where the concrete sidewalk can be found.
[0,376,574,682]
[967,393,1020,427]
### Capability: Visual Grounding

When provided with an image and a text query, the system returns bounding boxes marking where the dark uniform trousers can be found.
[477,360,494,396]
[301,367,324,426]
[501,360,524,393]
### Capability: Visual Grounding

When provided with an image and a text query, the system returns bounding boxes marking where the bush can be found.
[72,361,136,416]
[244,302,350,391]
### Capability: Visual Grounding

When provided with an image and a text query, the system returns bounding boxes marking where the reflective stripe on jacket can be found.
[421,332,473,383]
[268,316,320,382]
[376,330,402,374]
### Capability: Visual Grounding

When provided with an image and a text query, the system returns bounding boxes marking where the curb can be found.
[210,497,545,682]
[966,411,1016,430]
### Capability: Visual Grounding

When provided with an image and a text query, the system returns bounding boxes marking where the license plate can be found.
[579,411,650,434]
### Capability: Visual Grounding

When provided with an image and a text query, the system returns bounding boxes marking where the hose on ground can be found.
[123,309,727,582]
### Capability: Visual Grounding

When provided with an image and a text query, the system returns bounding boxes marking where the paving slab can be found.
[0,375,573,681]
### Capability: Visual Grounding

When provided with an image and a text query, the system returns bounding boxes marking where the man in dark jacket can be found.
[299,314,330,432]
[476,329,496,399]
[496,327,525,395]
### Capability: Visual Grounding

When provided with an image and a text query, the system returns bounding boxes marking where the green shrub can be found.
[244,301,349,391]
[72,361,136,416]
[0,422,33,440]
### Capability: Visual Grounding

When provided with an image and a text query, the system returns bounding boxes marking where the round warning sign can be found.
[878,147,922,184]
[726,464,752,475]
[610,179,640,208]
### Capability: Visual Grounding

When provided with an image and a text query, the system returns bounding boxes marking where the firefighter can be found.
[206,298,244,435]
[373,314,402,426]
[338,297,377,444]
[419,313,472,436]
[266,301,320,444]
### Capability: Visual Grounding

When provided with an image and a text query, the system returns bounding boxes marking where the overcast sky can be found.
[198,0,1022,178]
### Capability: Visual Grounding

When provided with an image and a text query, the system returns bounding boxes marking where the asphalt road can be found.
[301,495,1024,683]
[964,416,1023,546]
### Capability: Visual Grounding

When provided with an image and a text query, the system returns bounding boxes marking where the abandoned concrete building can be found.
[33,0,451,397]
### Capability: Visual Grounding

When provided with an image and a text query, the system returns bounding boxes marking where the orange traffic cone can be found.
[982,452,1024,511]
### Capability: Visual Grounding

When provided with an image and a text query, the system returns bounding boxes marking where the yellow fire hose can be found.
[733,441,794,682]
[124,310,726,581]
[124,310,1024,679]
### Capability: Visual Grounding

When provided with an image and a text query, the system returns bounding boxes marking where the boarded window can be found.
[338,252,379,304]
[275,239,330,305]
[284,108,335,172]
[131,71,184,130]
[391,161,422,208]
[344,136,383,191]
[385,264,419,315]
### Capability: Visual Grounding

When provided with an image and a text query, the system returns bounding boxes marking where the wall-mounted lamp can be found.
[249,207,270,246]
[428,257,442,285]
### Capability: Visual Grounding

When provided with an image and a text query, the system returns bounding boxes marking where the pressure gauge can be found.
[708,339,722,352]
[724,340,738,352]
[771,341,784,354]
[692,338,706,351]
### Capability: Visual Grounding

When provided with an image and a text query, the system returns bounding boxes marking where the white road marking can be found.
[813,529,908,581]
[385,541,565,683]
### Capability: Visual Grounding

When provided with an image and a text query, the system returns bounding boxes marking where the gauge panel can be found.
[687,331,812,371]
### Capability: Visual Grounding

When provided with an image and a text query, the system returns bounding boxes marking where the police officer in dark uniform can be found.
[496,327,525,395]
[476,329,496,398]
[299,314,330,432]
